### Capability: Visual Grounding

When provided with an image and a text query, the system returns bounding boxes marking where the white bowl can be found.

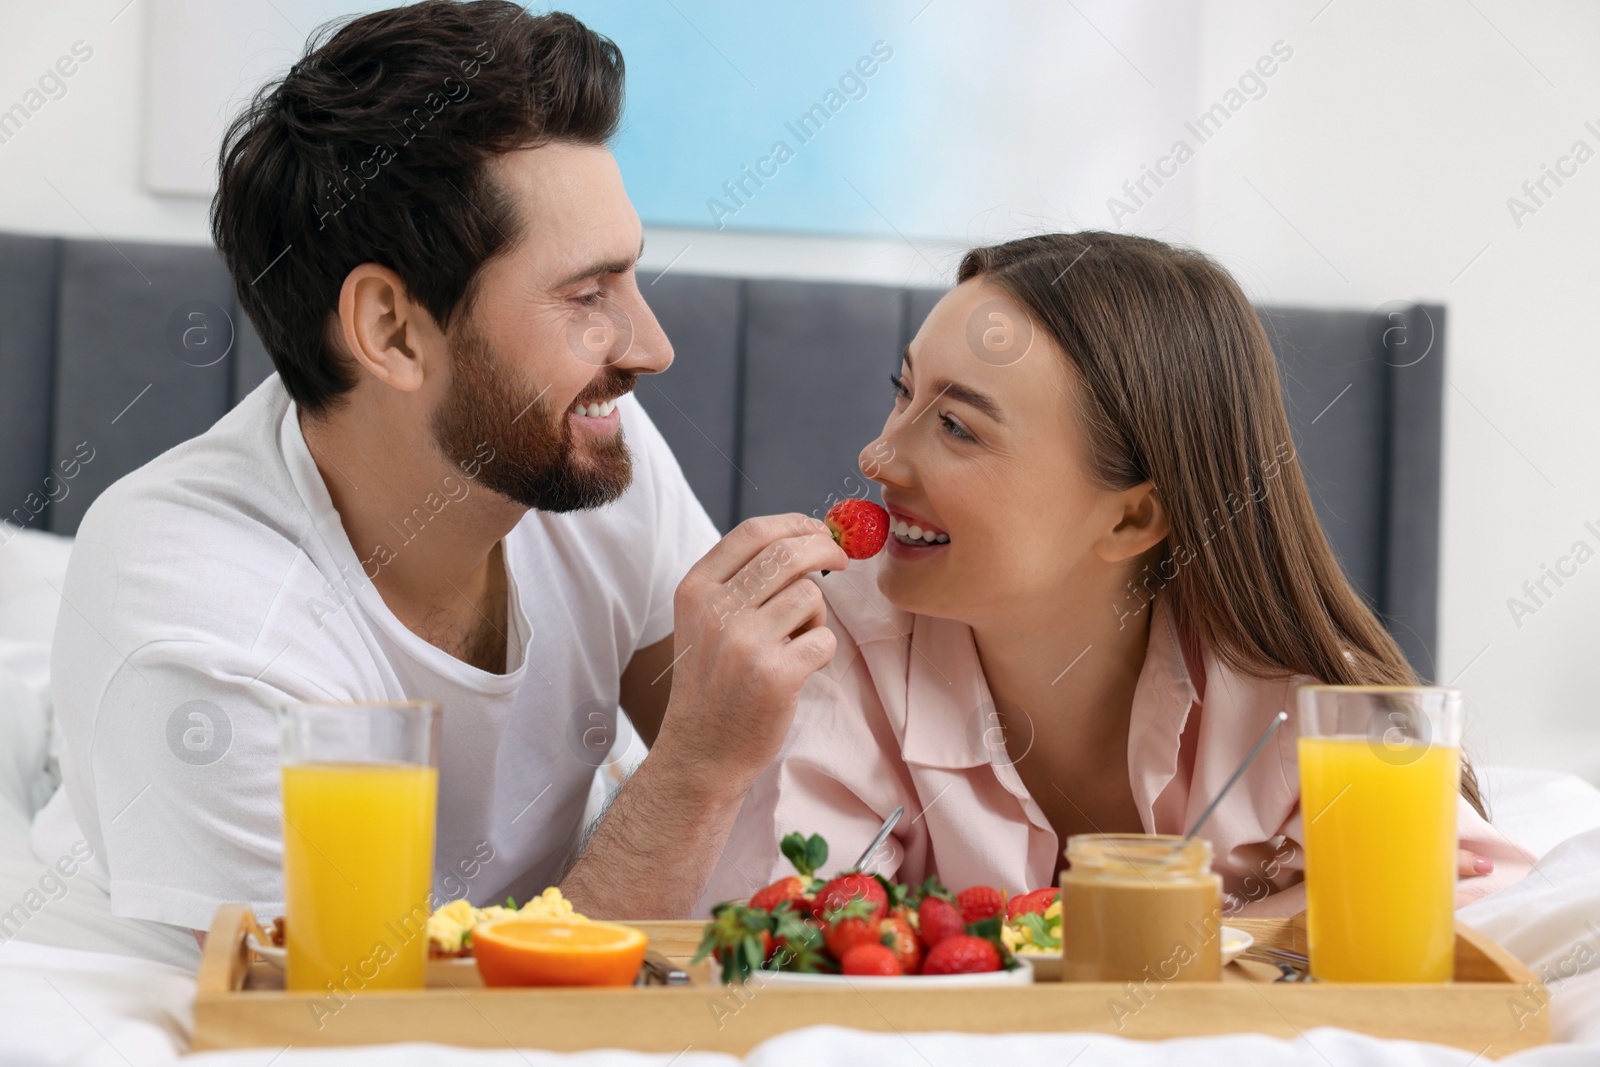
[713,954,1033,989]
[1220,924,1254,964]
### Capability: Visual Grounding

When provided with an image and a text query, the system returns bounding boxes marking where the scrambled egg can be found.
[1002,898,1062,955]
[426,887,587,956]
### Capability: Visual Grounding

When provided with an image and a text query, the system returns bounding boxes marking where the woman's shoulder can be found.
[791,555,923,744]
[815,554,914,653]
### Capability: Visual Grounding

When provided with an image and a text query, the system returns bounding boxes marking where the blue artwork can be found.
[557,1,919,238]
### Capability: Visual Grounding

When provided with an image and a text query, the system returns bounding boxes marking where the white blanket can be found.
[0,939,192,1066]
[1458,827,1600,1046]
[1,766,1598,1065]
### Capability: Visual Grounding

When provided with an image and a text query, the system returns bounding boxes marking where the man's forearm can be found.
[559,738,751,918]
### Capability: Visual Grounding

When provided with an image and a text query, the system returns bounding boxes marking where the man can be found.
[36,1,845,956]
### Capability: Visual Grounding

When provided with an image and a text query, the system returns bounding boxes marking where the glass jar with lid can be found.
[1060,833,1223,983]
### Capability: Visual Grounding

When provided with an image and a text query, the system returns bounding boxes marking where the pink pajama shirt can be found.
[700,556,1534,916]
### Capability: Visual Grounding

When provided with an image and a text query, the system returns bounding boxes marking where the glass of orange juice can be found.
[1298,685,1461,983]
[279,701,440,993]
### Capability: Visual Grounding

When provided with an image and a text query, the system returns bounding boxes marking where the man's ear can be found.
[336,263,444,394]
[1095,481,1170,564]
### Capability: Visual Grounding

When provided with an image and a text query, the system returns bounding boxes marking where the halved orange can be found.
[471,919,648,988]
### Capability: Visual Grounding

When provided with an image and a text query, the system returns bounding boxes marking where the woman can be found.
[700,232,1533,916]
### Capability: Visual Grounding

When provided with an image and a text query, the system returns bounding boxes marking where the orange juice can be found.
[1298,736,1458,982]
[282,762,438,993]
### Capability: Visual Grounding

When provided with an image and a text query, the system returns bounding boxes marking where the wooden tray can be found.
[193,904,1550,1056]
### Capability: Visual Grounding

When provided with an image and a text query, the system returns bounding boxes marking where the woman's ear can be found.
[1095,482,1170,564]
[335,263,443,393]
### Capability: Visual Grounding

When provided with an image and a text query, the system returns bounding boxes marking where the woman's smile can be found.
[884,505,950,558]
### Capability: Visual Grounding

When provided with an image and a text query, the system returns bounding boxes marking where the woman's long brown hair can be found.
[958,232,1487,820]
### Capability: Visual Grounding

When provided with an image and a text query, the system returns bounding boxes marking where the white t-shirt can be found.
[38,374,718,932]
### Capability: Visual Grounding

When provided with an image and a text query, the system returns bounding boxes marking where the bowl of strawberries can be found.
[695,832,1034,987]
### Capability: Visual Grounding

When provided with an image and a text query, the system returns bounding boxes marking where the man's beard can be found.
[430,321,635,512]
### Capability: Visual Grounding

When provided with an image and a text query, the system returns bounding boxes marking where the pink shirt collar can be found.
[892,594,1203,803]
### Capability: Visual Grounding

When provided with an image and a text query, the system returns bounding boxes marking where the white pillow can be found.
[0,656,52,817]
[0,522,74,645]
[0,523,71,821]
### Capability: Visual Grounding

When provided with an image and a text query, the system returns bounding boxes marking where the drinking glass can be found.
[279,701,440,993]
[1298,685,1462,982]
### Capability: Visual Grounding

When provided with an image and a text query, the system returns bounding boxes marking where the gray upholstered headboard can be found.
[0,233,1444,677]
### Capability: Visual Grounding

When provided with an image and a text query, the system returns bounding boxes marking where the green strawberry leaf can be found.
[770,908,815,943]
[967,914,1003,941]
[910,875,951,905]
[965,912,1021,971]
[823,896,878,925]
[689,926,721,966]
[780,832,830,878]
[693,903,777,984]
[769,910,831,974]
[742,933,766,973]
[871,871,914,908]
[779,832,809,876]
[805,833,829,874]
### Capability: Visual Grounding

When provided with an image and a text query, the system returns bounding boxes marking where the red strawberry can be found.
[878,915,923,975]
[956,885,1005,924]
[812,872,888,923]
[916,895,966,948]
[824,500,889,560]
[921,934,1002,975]
[823,899,884,961]
[693,903,776,984]
[841,942,903,976]
[750,875,812,914]
[1005,887,1059,921]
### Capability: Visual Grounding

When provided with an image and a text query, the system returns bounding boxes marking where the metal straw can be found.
[1183,711,1289,840]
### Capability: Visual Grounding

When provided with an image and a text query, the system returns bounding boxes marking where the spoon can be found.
[853,805,904,872]
[1184,711,1288,840]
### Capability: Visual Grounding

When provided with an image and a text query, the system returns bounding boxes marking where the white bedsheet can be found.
[3,766,1599,1065]
[0,939,191,1066]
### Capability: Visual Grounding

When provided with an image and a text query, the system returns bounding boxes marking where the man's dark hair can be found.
[212,1,624,413]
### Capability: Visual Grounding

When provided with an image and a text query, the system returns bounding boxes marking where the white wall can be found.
[0,1,1596,782]
[1184,0,1600,788]
[0,2,210,245]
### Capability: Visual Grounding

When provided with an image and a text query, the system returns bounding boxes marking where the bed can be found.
[5,521,1600,1064]
[3,232,1598,1060]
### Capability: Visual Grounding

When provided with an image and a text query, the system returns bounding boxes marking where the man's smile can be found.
[568,391,624,433]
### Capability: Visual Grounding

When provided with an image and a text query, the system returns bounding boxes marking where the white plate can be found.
[245,933,476,972]
[245,932,286,969]
[713,954,1033,988]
